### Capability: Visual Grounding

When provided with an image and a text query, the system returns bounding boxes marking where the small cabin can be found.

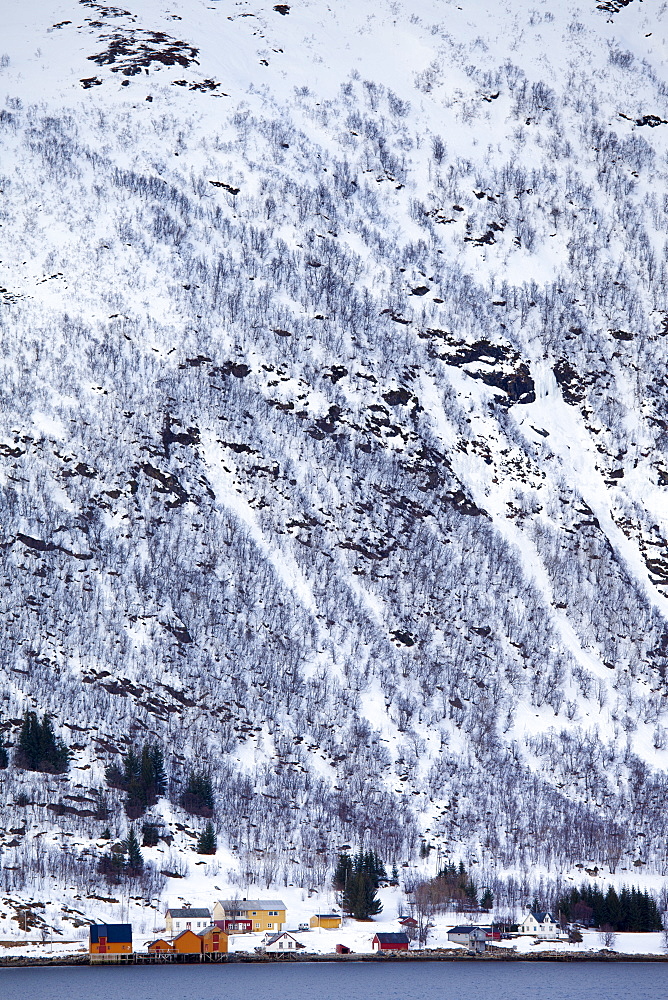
[371,932,409,952]
[310,913,342,929]
[198,925,229,954]
[171,929,203,954]
[89,923,132,954]
[147,938,173,953]
[336,943,351,954]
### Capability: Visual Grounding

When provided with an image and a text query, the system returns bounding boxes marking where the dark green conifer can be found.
[338,852,384,919]
[180,770,214,817]
[196,821,217,855]
[123,826,144,877]
[332,853,353,891]
[15,711,69,773]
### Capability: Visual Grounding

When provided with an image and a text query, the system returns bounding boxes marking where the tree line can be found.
[556,884,662,933]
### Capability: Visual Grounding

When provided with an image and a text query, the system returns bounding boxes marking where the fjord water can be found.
[0,962,666,1000]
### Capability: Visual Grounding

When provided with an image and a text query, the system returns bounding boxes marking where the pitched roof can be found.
[172,928,201,941]
[373,932,410,944]
[264,931,302,947]
[197,925,227,937]
[216,899,286,910]
[448,925,487,935]
[166,908,211,919]
[313,913,341,918]
[147,938,172,949]
[89,923,132,944]
[526,911,554,923]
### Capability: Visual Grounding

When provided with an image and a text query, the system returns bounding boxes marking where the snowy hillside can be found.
[1,0,668,932]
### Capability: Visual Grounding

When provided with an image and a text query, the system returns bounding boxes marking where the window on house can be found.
[252,911,257,915]
[255,923,261,929]
[278,941,283,949]
[268,923,273,929]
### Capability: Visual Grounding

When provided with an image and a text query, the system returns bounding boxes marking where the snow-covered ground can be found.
[0,879,666,958]
[1,0,668,942]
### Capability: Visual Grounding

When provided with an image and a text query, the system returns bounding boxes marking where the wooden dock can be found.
[90,952,226,964]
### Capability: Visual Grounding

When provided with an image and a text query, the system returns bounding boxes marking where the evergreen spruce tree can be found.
[196,821,217,855]
[106,741,169,818]
[149,745,167,798]
[15,712,69,773]
[141,822,160,847]
[97,843,126,885]
[481,888,493,911]
[339,853,383,919]
[180,770,215,817]
[0,735,8,770]
[604,886,621,929]
[123,826,144,877]
[333,853,353,892]
[123,748,141,786]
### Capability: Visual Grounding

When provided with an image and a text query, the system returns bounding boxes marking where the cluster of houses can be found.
[147,900,294,957]
[445,911,561,953]
[89,903,562,960]
[89,900,349,960]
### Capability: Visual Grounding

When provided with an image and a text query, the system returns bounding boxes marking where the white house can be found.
[519,910,560,940]
[164,907,212,936]
[262,931,305,954]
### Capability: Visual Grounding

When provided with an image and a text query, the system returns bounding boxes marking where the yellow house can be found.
[310,913,342,929]
[198,925,229,954]
[213,898,286,933]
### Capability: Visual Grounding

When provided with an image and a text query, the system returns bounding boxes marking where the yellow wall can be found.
[200,930,229,954]
[148,940,173,953]
[212,903,285,932]
[247,908,286,932]
[172,930,202,954]
[90,942,131,954]
[310,916,341,929]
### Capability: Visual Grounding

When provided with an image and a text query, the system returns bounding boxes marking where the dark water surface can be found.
[0,961,665,1000]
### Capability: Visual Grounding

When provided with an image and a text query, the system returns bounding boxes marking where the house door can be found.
[99,936,107,954]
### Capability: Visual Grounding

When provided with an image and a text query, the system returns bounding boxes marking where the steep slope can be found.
[1,0,668,913]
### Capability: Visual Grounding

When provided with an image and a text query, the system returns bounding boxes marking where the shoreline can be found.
[1,950,668,967]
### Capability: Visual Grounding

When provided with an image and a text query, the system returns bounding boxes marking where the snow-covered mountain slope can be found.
[2,0,668,911]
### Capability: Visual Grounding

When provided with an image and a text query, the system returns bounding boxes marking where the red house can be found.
[213,917,253,933]
[372,932,410,952]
